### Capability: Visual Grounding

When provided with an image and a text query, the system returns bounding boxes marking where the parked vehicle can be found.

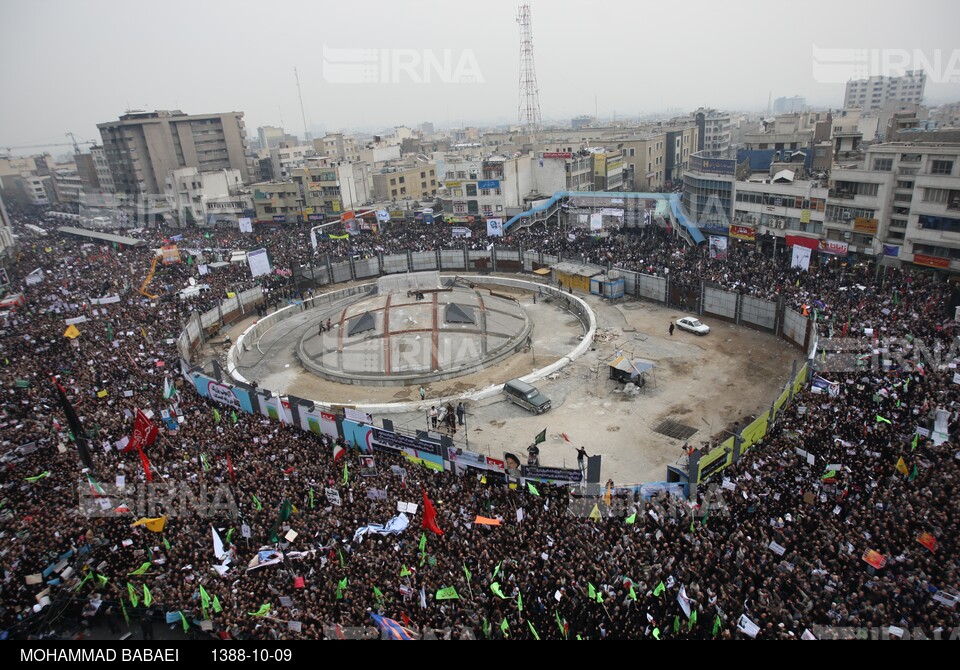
[503,378,551,414]
[676,316,710,335]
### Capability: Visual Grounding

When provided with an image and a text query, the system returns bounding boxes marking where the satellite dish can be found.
[189,277,196,286]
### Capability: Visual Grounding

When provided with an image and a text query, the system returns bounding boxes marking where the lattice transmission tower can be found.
[517,3,543,142]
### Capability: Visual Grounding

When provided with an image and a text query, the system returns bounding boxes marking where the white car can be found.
[676,316,710,335]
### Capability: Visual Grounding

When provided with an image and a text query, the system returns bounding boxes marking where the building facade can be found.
[165,167,250,225]
[97,110,250,195]
[372,163,438,202]
[694,108,733,157]
[844,71,926,111]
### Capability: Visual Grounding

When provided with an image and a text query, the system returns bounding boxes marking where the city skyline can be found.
[2,0,960,150]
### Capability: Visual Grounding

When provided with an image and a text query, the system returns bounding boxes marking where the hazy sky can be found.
[2,0,960,150]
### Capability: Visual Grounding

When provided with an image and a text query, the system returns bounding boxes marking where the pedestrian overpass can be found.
[503,191,706,245]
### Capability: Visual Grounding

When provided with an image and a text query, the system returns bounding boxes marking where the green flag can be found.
[335,578,348,600]
[252,494,262,511]
[876,415,891,424]
[162,535,171,552]
[231,410,238,424]
[373,585,385,604]
[200,454,210,471]
[309,488,314,509]
[143,584,152,608]
[400,565,412,577]
[199,585,211,610]
[338,548,345,568]
[279,499,293,522]
[629,584,637,601]
[126,583,139,607]
[690,521,695,533]
[128,562,151,576]
[653,581,665,597]
[688,610,697,631]
[213,408,221,424]
[96,573,108,587]
[120,596,129,625]
[24,471,51,482]
[490,582,507,599]
[436,586,459,600]
[595,590,603,604]
[555,610,566,639]
[500,619,509,637]
[248,603,271,616]
[653,627,661,640]
[527,482,540,497]
[909,465,919,482]
[343,463,349,484]
[822,470,837,479]
[528,620,540,640]
[517,591,523,611]
[588,583,596,600]
[212,595,222,614]
[493,560,502,579]
[534,428,546,444]
[463,563,472,583]
[419,533,427,553]
[482,618,491,639]
[180,611,189,632]
[673,616,680,633]
[712,615,722,636]
[75,572,93,590]
[911,434,919,451]
[226,528,234,544]
[625,513,636,525]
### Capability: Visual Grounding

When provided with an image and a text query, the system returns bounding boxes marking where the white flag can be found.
[737,614,761,638]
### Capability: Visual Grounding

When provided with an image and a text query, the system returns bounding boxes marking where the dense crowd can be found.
[1,205,958,640]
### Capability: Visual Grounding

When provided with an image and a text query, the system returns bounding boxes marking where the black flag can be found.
[52,379,94,472]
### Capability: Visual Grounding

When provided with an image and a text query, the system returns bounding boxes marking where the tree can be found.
[183,208,197,227]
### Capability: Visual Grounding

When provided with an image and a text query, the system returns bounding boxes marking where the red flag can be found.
[138,446,153,482]
[125,409,158,453]
[333,443,345,464]
[226,452,236,483]
[561,432,571,442]
[421,488,443,536]
[401,612,411,627]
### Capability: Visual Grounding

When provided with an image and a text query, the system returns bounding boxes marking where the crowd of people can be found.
[1,204,958,640]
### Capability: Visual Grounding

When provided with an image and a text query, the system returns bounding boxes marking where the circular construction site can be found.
[297,273,532,386]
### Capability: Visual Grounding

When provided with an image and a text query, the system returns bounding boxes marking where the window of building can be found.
[420,172,426,178]
[466,184,477,196]
[390,178,396,185]
[873,158,893,171]
[400,187,406,195]
[931,159,954,175]
[398,176,405,183]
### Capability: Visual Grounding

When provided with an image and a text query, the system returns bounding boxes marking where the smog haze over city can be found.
[2,0,959,148]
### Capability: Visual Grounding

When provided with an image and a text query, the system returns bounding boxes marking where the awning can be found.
[533,268,551,275]
[785,234,819,250]
[609,355,654,375]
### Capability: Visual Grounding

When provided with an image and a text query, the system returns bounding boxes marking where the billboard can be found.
[729,225,756,241]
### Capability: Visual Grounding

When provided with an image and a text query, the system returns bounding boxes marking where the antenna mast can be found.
[517,3,543,142]
[295,67,310,141]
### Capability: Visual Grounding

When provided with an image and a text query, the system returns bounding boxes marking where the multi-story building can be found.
[314,133,358,163]
[733,173,829,243]
[682,152,738,234]
[0,191,13,258]
[693,108,732,157]
[665,125,699,185]
[257,125,286,150]
[270,144,316,180]
[97,110,250,195]
[930,102,960,129]
[372,163,438,202]
[52,170,83,206]
[590,149,624,191]
[90,146,115,193]
[844,71,926,111]
[165,167,250,225]
[251,161,372,223]
[19,174,53,206]
[773,96,807,114]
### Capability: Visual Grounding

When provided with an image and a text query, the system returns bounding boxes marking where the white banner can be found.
[89,295,120,305]
[590,213,603,231]
[791,245,811,270]
[486,218,504,237]
[451,227,472,238]
[247,248,272,278]
[238,217,253,233]
[65,316,88,325]
[376,209,391,222]
[709,235,728,260]
[26,268,44,286]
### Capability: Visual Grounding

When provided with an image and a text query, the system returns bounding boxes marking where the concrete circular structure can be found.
[227,275,597,413]
[296,274,531,386]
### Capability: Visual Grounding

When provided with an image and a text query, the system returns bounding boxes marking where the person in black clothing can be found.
[576,446,588,473]
[669,322,675,337]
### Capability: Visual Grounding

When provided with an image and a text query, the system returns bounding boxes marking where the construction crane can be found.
[2,133,97,156]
